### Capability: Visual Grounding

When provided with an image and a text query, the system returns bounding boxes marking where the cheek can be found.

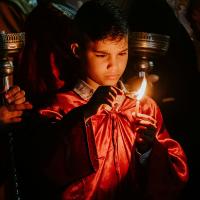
[123,56,128,65]
[119,56,128,71]
[85,60,104,76]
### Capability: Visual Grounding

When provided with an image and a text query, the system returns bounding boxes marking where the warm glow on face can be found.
[81,36,128,90]
[136,75,147,101]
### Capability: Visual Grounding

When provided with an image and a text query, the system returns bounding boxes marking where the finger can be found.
[8,103,32,111]
[5,86,21,98]
[134,112,157,125]
[13,90,26,102]
[7,117,22,123]
[7,91,26,104]
[13,97,26,105]
[94,86,116,103]
[111,86,124,95]
[104,99,114,108]
[107,92,117,102]
[109,87,118,97]
[99,86,122,97]
[3,111,23,120]
[24,101,33,107]
[97,86,111,94]
[23,102,33,109]
[137,119,157,129]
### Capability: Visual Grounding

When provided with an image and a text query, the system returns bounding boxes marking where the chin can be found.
[102,80,118,86]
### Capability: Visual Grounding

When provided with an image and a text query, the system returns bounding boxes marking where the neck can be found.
[84,78,99,91]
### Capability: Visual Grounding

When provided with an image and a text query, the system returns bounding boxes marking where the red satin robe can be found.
[39,81,189,200]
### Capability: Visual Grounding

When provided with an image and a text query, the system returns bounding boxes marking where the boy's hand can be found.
[133,112,157,154]
[84,86,123,118]
[0,103,32,124]
[5,86,26,104]
[0,86,32,125]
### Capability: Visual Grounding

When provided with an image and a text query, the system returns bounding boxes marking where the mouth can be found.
[105,75,120,80]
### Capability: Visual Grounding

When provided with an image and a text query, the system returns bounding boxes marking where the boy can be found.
[34,1,188,199]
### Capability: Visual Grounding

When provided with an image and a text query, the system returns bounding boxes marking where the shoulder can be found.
[42,90,85,115]
[55,90,84,105]
[38,91,76,120]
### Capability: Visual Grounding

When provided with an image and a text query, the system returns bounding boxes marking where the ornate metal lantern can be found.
[128,32,170,75]
[0,31,25,96]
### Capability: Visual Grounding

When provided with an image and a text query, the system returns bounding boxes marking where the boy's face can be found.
[80,36,128,89]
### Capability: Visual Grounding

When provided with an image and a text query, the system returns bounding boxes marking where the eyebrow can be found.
[119,48,128,52]
[93,48,128,54]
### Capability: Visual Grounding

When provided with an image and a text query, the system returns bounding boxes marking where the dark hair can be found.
[73,0,128,48]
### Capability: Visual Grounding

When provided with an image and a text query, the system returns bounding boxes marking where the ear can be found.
[71,43,80,58]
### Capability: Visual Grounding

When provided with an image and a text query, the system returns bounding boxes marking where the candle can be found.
[135,99,140,116]
[135,74,147,116]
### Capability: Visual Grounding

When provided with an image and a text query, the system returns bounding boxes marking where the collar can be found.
[73,80,94,100]
[73,80,132,101]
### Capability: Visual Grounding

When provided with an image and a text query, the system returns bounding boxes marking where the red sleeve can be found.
[139,99,189,200]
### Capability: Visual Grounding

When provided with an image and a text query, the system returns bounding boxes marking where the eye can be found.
[96,54,106,57]
[119,52,127,56]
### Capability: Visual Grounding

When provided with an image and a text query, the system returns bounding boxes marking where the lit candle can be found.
[135,74,147,116]
[135,99,140,115]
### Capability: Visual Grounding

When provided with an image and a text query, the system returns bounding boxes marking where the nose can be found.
[107,55,118,70]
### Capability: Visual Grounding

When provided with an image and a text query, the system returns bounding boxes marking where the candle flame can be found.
[136,75,147,101]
